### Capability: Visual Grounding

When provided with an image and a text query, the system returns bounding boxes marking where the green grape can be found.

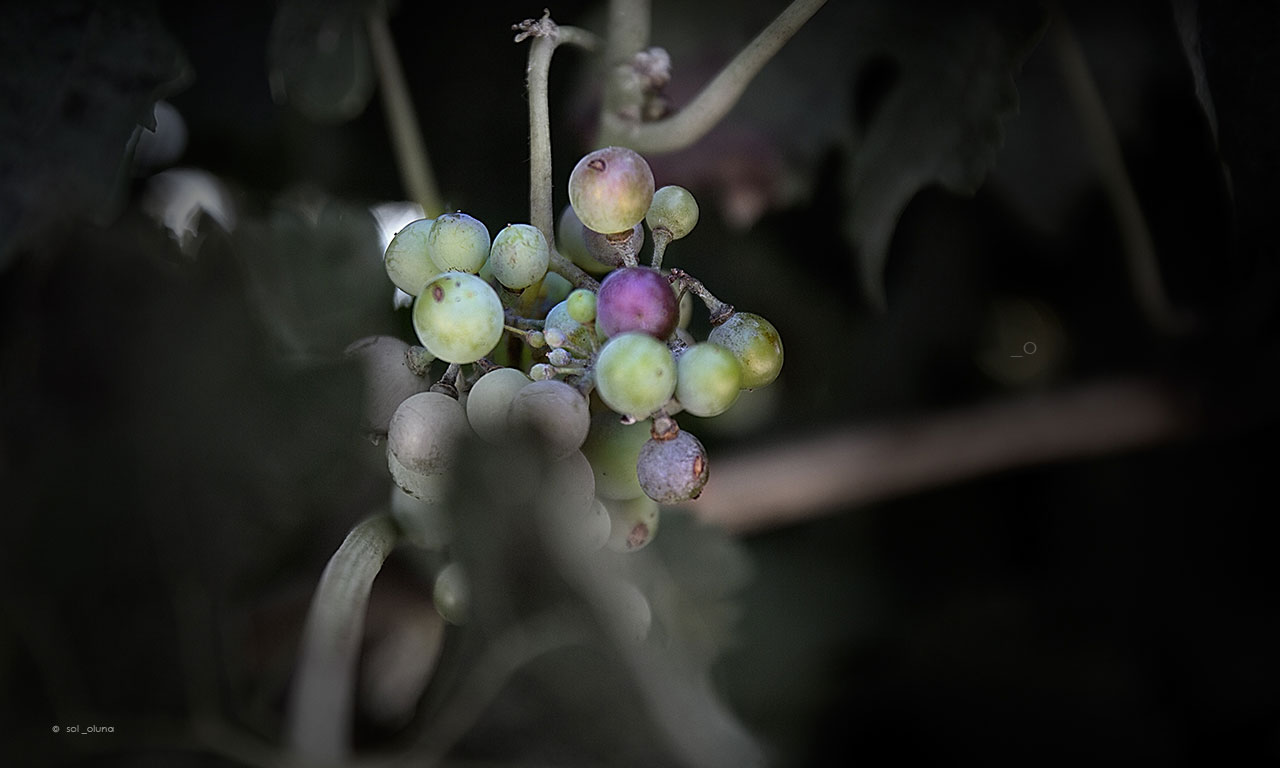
[584,498,612,550]
[547,348,572,367]
[427,212,490,273]
[676,284,694,329]
[389,482,451,550]
[530,362,555,381]
[595,332,676,420]
[465,367,532,444]
[508,380,591,459]
[433,562,470,625]
[344,335,429,435]
[558,205,612,276]
[538,454,608,557]
[707,312,784,389]
[646,185,699,239]
[636,429,709,503]
[580,409,651,500]
[568,146,655,234]
[489,223,549,290]
[566,288,597,324]
[384,217,439,295]
[533,270,573,315]
[412,273,505,363]
[388,391,469,477]
[545,299,596,353]
[603,495,660,552]
[597,578,651,643]
[675,342,742,417]
[386,442,451,501]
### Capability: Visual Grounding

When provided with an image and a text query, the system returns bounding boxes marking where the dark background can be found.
[2,0,1278,765]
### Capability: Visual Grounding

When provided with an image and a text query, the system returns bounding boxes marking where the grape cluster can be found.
[363,146,782,626]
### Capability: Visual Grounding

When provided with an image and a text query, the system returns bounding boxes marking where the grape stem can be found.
[430,363,461,398]
[405,346,434,378]
[597,0,827,152]
[650,228,673,270]
[284,514,400,763]
[503,310,546,331]
[668,268,733,325]
[367,8,443,216]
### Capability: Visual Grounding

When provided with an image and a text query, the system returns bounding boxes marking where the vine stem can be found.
[1048,6,1191,334]
[516,15,601,293]
[597,0,827,152]
[367,9,444,216]
[693,378,1194,534]
[285,514,401,764]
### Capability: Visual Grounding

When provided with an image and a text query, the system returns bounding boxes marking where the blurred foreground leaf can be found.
[412,433,762,767]
[231,196,390,362]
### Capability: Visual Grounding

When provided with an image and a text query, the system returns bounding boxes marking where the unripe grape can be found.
[558,205,612,275]
[581,409,651,500]
[389,482,451,550]
[536,450,597,541]
[507,380,590,459]
[386,442,451,501]
[598,578,651,642]
[433,562,470,625]
[547,348,572,367]
[530,363,555,381]
[388,391,468,477]
[545,299,595,353]
[707,312,784,389]
[344,335,429,435]
[675,342,742,417]
[584,498,612,550]
[465,367,531,444]
[384,218,439,295]
[583,222,643,268]
[568,146,655,234]
[594,332,677,420]
[532,270,572,315]
[427,212,490,273]
[603,495,660,552]
[566,288,597,325]
[596,267,678,340]
[412,273,505,363]
[636,429,709,504]
[676,285,693,329]
[646,185,699,239]
[489,223,550,290]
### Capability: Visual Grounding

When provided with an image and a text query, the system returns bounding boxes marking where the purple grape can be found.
[596,267,678,340]
[635,428,709,504]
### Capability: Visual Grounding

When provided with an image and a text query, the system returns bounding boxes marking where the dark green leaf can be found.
[841,2,1045,309]
[0,1,191,269]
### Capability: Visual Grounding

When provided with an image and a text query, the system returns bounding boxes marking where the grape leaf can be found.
[267,0,376,124]
[841,2,1045,309]
[0,1,191,270]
